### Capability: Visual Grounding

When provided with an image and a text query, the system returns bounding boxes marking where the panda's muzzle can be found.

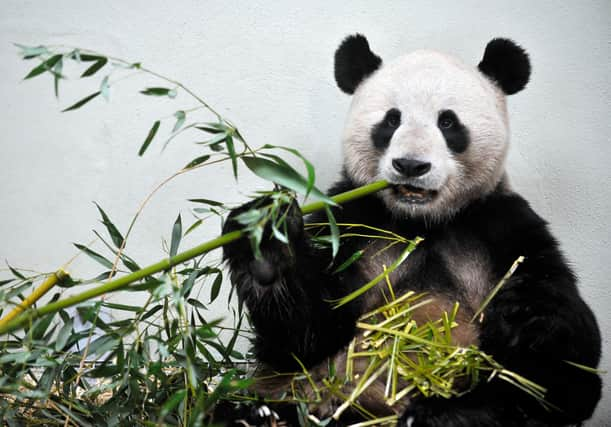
[392,184,438,204]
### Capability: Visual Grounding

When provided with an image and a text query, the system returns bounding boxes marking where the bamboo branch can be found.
[0,180,389,335]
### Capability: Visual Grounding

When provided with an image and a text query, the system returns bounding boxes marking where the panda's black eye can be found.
[385,111,401,128]
[438,115,455,129]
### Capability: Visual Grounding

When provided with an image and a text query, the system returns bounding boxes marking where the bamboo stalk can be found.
[0,180,389,335]
[0,269,69,328]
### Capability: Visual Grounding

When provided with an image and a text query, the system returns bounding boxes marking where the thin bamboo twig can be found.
[0,180,389,335]
[470,255,524,323]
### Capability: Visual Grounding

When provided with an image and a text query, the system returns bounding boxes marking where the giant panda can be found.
[222,34,602,426]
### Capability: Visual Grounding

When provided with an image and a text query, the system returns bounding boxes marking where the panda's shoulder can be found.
[472,190,547,230]
[465,189,562,254]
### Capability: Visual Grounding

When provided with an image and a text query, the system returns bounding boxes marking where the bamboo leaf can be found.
[169,214,182,258]
[226,134,238,178]
[261,144,316,196]
[81,57,108,77]
[271,222,289,244]
[184,154,210,169]
[188,298,206,310]
[242,156,335,205]
[31,312,55,341]
[141,304,163,321]
[138,120,160,156]
[73,243,114,269]
[24,54,62,79]
[100,76,110,101]
[93,202,125,248]
[184,219,203,236]
[61,91,101,112]
[91,229,138,271]
[0,351,30,364]
[196,122,227,134]
[0,279,14,287]
[234,208,265,225]
[7,263,26,279]
[120,254,140,272]
[140,87,174,97]
[15,43,48,59]
[195,131,227,146]
[188,198,224,207]
[160,389,187,418]
[53,58,63,98]
[209,141,225,151]
[333,249,364,274]
[172,110,186,133]
[55,317,74,351]
[101,302,142,312]
[79,54,105,62]
[87,334,119,357]
[210,272,222,303]
[224,312,243,360]
[181,269,200,298]
[325,206,340,258]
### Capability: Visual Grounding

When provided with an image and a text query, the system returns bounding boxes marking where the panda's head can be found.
[335,34,530,221]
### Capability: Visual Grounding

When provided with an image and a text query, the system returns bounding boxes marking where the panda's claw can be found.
[252,404,280,424]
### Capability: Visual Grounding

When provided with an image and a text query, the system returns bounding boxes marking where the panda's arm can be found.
[222,197,360,370]
[401,194,602,427]
[474,194,601,424]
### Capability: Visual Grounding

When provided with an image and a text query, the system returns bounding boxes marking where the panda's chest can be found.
[434,234,494,310]
[354,230,494,313]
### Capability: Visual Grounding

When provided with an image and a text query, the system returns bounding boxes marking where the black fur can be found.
[438,109,470,153]
[334,34,382,94]
[478,38,531,95]
[372,108,402,149]
[223,172,601,426]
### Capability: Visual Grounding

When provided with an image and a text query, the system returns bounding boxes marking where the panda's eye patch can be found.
[437,110,470,154]
[371,108,402,149]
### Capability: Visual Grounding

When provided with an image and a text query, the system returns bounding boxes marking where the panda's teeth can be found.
[393,184,437,204]
[397,185,425,197]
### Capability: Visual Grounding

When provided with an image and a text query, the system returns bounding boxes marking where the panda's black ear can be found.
[478,38,531,95]
[334,34,382,94]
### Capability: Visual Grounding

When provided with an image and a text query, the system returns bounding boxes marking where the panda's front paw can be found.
[222,195,303,285]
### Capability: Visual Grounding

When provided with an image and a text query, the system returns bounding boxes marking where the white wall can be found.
[1,1,609,424]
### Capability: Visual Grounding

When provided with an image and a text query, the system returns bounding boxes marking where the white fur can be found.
[341,50,509,221]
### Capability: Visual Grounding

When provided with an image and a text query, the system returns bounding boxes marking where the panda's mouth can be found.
[392,184,438,204]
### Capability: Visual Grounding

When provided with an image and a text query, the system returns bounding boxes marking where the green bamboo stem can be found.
[0,180,389,335]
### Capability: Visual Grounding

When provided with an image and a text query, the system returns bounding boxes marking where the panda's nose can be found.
[391,158,431,177]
